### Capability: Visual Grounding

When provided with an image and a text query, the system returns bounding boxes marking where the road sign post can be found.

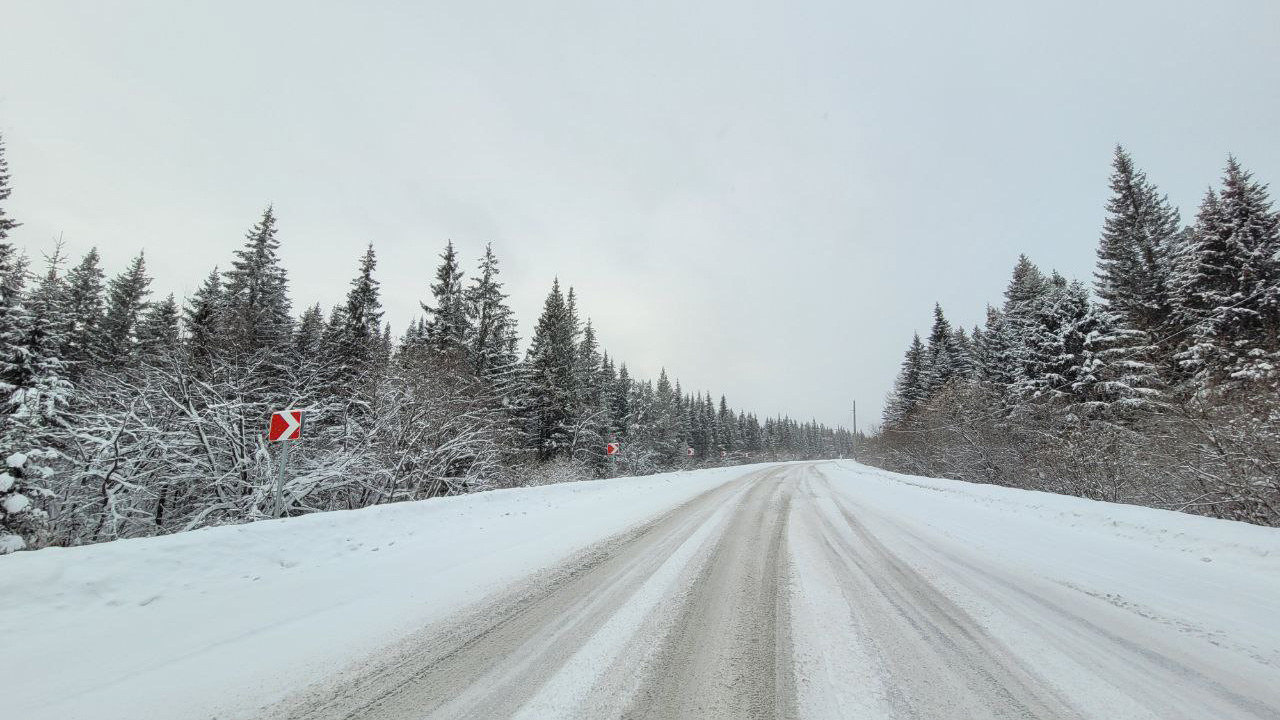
[274,439,291,518]
[269,410,304,517]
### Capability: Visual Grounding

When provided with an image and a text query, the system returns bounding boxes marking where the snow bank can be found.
[0,464,759,720]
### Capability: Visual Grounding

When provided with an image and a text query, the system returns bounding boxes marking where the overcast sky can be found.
[2,1,1277,430]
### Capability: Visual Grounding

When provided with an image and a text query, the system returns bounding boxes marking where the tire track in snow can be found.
[264,467,779,720]
[828,474,1280,720]
[619,469,796,720]
[799,466,1083,719]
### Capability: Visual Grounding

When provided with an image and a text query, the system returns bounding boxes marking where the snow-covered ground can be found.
[3,461,1279,719]
[0,465,753,719]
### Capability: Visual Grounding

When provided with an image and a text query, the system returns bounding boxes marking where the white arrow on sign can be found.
[269,410,303,442]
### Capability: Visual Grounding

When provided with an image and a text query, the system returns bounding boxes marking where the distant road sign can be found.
[686,447,695,457]
[269,410,303,442]
[606,442,620,456]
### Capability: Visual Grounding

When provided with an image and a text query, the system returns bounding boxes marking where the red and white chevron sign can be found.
[606,442,620,456]
[268,410,303,442]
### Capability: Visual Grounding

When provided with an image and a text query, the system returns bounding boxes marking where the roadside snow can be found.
[812,461,1280,717]
[0,465,756,720]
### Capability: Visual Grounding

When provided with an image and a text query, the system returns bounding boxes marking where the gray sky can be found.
[2,1,1277,430]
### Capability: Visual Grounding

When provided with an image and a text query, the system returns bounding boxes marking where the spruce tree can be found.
[183,267,223,371]
[293,303,326,360]
[951,326,976,380]
[137,293,180,357]
[575,319,603,407]
[0,133,19,242]
[883,333,928,427]
[1013,279,1109,404]
[613,363,633,437]
[422,240,469,358]
[221,206,293,358]
[1095,147,1180,333]
[997,255,1052,390]
[524,278,578,459]
[336,244,384,383]
[1,248,71,553]
[717,395,736,452]
[1091,148,1179,404]
[924,303,962,392]
[62,248,106,372]
[0,245,26,408]
[465,243,518,378]
[0,134,25,407]
[1173,158,1280,387]
[101,252,152,365]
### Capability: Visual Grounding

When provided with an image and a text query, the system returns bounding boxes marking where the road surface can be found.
[263,463,1280,720]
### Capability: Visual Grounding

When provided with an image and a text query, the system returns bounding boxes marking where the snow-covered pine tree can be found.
[0,133,18,243]
[649,368,681,462]
[1095,147,1180,333]
[974,307,1012,387]
[1089,148,1177,406]
[183,267,223,372]
[422,240,470,360]
[1012,279,1109,406]
[0,243,24,393]
[1172,158,1280,389]
[335,244,384,385]
[100,252,152,366]
[575,319,603,407]
[569,318,608,465]
[62,248,106,373]
[718,395,736,452]
[951,326,976,381]
[524,278,578,460]
[883,333,928,427]
[221,207,293,359]
[924,303,963,392]
[1,247,73,553]
[294,304,325,360]
[612,362,632,438]
[465,243,518,379]
[0,141,32,551]
[996,256,1053,393]
[137,293,179,358]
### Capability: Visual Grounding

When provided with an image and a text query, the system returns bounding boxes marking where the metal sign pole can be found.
[275,439,290,518]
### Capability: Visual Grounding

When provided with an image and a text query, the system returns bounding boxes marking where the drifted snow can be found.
[1,492,30,514]
[5,452,27,469]
[0,533,26,554]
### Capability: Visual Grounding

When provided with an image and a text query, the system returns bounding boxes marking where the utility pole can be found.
[851,400,857,460]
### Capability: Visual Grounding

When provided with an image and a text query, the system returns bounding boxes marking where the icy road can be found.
[4,462,1280,719]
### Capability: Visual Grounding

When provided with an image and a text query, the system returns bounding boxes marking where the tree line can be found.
[0,134,853,553]
[867,148,1280,527]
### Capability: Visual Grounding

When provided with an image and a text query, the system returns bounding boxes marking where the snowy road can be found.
[263,463,1280,720]
[6,461,1280,719]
